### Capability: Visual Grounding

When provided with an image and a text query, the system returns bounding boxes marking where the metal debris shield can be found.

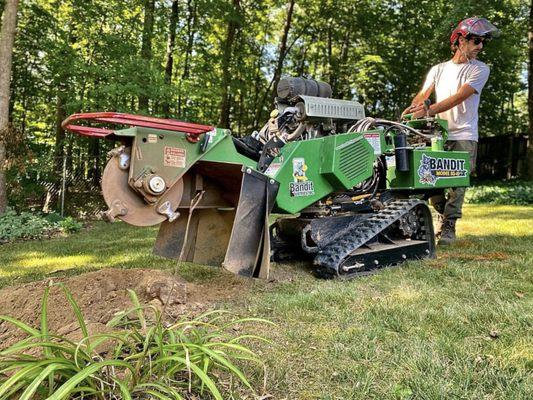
[223,168,279,278]
[153,167,278,279]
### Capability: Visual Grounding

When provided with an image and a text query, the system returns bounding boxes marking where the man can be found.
[403,17,499,245]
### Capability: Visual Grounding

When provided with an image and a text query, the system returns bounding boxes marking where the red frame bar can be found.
[62,112,214,142]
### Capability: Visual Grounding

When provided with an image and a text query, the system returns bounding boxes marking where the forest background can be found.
[0,0,529,214]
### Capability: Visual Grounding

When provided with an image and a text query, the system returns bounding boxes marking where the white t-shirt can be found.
[422,59,490,141]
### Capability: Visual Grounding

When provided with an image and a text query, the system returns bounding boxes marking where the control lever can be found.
[424,99,431,119]
[423,99,432,118]
[423,99,436,134]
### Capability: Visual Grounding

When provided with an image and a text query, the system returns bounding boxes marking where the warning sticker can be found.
[363,132,381,155]
[265,162,281,177]
[164,147,186,168]
[148,134,158,143]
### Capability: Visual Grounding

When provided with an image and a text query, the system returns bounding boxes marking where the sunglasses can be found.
[468,37,486,45]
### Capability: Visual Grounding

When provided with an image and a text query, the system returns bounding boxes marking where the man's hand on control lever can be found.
[401,99,433,120]
[401,103,422,119]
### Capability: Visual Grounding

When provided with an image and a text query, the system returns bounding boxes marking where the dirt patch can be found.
[0,268,250,350]
[452,252,511,261]
[453,240,476,249]
[426,259,447,269]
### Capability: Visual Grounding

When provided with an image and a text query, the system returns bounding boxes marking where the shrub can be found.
[466,180,533,205]
[0,210,56,243]
[58,216,83,233]
[0,286,270,399]
[44,212,64,224]
[0,210,82,243]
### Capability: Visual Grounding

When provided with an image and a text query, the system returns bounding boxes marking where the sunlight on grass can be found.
[503,338,533,366]
[389,286,422,303]
[16,254,95,269]
[0,222,164,287]
[459,205,532,237]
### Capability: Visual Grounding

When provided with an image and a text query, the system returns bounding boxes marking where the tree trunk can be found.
[54,93,67,172]
[251,44,266,126]
[296,31,315,77]
[47,4,81,213]
[254,0,296,125]
[254,0,295,125]
[88,138,100,187]
[42,93,67,213]
[139,0,156,112]
[327,26,333,86]
[218,0,241,128]
[269,0,295,106]
[178,0,197,117]
[0,0,19,214]
[332,29,351,98]
[163,0,179,117]
[527,0,533,179]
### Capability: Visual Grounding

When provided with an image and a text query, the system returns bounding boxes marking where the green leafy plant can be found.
[44,212,64,224]
[0,210,56,243]
[0,211,82,243]
[58,216,83,233]
[0,285,270,399]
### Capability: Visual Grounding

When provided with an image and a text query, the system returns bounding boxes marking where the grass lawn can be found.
[0,204,532,399]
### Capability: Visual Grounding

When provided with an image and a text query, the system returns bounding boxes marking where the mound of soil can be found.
[0,268,249,350]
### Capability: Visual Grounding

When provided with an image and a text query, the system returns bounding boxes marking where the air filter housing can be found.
[321,133,374,189]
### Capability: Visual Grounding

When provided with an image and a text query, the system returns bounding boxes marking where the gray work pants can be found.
[430,140,477,220]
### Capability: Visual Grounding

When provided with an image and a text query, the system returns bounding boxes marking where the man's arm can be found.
[409,83,477,118]
[412,84,435,106]
[401,84,435,117]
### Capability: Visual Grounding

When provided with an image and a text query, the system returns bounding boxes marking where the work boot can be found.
[434,214,445,239]
[438,218,457,246]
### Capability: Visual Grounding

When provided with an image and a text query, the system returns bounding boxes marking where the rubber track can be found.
[313,198,427,277]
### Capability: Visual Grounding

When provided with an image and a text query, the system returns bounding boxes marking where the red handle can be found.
[62,112,214,142]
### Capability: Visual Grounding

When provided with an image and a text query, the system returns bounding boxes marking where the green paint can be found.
[265,133,374,214]
[115,125,471,214]
[405,117,449,141]
[200,128,256,167]
[117,127,255,191]
[264,139,336,214]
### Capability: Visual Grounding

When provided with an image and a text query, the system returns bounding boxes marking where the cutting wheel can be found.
[101,148,184,226]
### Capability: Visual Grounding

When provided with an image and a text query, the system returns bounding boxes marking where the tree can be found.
[139,0,156,112]
[177,0,197,117]
[0,0,529,216]
[163,0,180,117]
[0,0,20,214]
[270,0,295,106]
[218,0,242,128]
[527,1,533,179]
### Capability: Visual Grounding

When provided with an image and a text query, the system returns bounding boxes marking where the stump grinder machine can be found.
[63,77,471,279]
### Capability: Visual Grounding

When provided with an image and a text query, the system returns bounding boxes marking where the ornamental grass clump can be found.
[0,284,270,399]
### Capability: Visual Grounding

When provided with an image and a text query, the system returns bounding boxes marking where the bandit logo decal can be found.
[417,154,467,186]
[290,157,315,197]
